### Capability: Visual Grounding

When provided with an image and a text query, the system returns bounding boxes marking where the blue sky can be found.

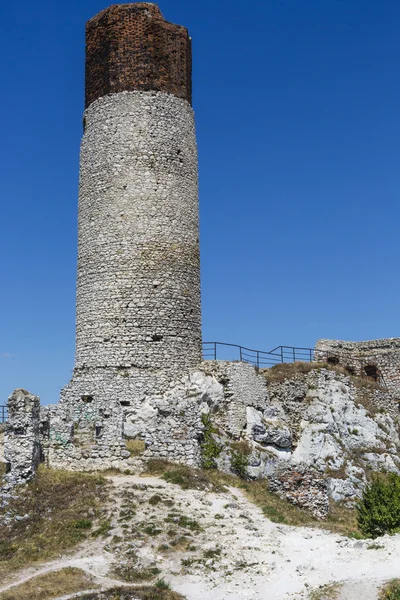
[1,0,400,405]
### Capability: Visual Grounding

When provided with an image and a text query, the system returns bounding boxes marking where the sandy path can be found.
[1,474,399,599]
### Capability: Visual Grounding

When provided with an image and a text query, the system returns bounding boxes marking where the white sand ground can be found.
[0,474,399,599]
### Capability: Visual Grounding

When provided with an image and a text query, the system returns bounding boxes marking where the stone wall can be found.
[3,390,41,485]
[41,395,133,472]
[315,338,400,396]
[198,361,269,438]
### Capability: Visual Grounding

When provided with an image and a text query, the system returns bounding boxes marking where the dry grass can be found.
[324,501,361,538]
[262,362,349,383]
[0,468,109,579]
[0,568,98,600]
[125,439,146,457]
[76,587,186,599]
[262,361,385,395]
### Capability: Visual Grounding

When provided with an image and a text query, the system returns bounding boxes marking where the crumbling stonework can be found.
[315,338,400,396]
[267,463,330,519]
[198,362,268,439]
[3,390,41,486]
[40,395,133,472]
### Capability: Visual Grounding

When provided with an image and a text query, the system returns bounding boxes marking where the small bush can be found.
[230,446,250,479]
[155,579,171,590]
[149,494,163,505]
[200,414,222,469]
[357,473,400,538]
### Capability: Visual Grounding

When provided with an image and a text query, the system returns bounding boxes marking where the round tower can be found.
[64,3,201,415]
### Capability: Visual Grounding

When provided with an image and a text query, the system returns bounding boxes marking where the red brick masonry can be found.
[85,3,192,108]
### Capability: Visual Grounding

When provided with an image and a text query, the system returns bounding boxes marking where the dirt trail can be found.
[1,474,399,599]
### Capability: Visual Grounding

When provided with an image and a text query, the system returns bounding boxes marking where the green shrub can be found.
[357,473,400,538]
[230,442,251,479]
[230,451,249,478]
[200,414,222,469]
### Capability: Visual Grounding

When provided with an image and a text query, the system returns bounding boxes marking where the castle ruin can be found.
[2,3,400,519]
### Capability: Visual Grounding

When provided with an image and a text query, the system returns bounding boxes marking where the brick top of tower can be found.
[85,3,192,108]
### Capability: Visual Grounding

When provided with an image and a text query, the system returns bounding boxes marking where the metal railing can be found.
[0,406,7,424]
[202,342,387,387]
[203,342,332,368]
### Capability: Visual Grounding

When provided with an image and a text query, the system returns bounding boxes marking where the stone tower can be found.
[62,3,201,419]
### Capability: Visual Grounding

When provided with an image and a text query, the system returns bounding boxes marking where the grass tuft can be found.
[125,439,146,457]
[379,579,400,600]
[309,582,342,600]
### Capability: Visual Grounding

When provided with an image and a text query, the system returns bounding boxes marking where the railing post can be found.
[256,351,260,369]
[214,342,217,361]
[281,347,283,363]
[240,346,243,362]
